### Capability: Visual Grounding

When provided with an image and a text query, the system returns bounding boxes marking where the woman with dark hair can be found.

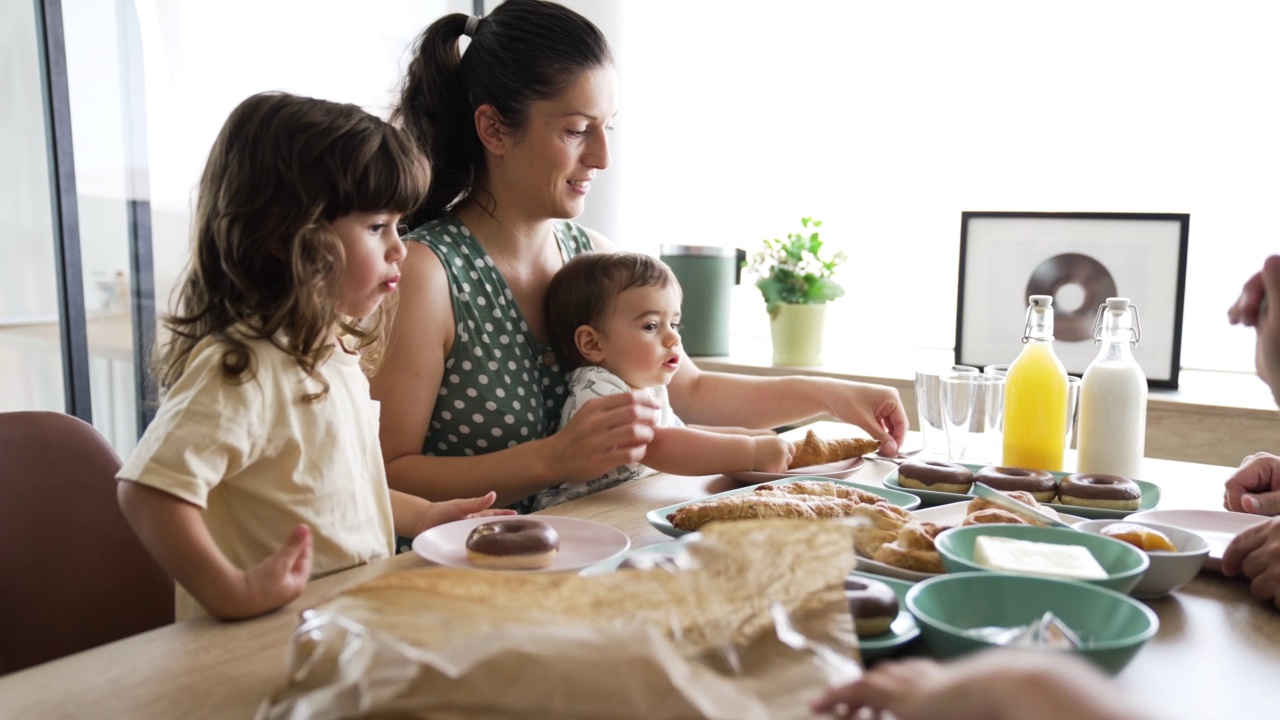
[373,0,907,514]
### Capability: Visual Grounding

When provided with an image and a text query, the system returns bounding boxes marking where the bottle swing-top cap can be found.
[1022,295,1055,343]
[1091,296,1142,344]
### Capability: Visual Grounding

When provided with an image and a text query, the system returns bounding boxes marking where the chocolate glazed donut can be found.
[974,465,1058,502]
[1058,473,1142,510]
[844,576,899,636]
[1026,253,1118,342]
[465,519,561,570]
[897,459,975,494]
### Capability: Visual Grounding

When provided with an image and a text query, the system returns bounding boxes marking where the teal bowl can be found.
[906,572,1159,674]
[935,524,1149,594]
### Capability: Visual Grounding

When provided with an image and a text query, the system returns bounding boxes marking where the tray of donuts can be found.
[850,491,1086,583]
[883,460,1160,519]
[649,477,923,538]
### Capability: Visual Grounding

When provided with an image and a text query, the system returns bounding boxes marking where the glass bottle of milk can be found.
[1076,298,1148,479]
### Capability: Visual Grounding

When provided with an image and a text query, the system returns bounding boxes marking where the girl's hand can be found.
[240,524,313,616]
[825,382,908,458]
[413,491,515,536]
[752,434,794,472]
[546,391,659,483]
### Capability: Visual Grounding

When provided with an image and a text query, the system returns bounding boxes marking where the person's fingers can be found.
[1243,491,1280,515]
[1229,270,1266,326]
[457,490,497,513]
[1221,521,1270,576]
[276,524,313,582]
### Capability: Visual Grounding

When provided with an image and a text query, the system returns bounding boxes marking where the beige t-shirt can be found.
[118,332,395,620]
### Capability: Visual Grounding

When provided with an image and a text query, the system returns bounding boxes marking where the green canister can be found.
[659,244,745,357]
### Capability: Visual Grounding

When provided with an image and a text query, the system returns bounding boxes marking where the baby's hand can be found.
[415,491,516,536]
[239,524,312,617]
[752,435,794,473]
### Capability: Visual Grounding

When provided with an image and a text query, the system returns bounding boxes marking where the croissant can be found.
[755,480,883,505]
[962,508,1030,526]
[667,494,864,532]
[852,526,897,558]
[789,430,881,468]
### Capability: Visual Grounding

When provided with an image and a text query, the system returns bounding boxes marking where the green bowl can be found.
[906,572,1159,674]
[935,524,1149,594]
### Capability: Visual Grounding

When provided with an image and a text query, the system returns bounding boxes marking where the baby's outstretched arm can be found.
[117,481,312,620]
[643,426,793,475]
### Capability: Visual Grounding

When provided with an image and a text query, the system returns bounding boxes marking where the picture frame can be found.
[956,211,1189,389]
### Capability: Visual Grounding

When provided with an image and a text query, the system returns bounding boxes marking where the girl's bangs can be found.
[349,127,431,216]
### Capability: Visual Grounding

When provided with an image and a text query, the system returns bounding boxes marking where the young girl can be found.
[116,92,511,621]
[533,251,794,510]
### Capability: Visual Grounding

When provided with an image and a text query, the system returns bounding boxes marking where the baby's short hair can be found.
[545,251,678,370]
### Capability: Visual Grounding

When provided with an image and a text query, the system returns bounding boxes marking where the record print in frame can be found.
[956,212,1189,389]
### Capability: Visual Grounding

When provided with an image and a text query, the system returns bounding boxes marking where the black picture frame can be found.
[956,211,1189,389]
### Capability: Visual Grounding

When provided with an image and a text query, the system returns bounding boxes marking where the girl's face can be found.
[332,212,407,321]
[501,66,618,221]
[587,282,683,390]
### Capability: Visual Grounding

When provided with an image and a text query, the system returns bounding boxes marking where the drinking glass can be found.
[983,363,1011,378]
[941,374,1005,465]
[914,365,979,456]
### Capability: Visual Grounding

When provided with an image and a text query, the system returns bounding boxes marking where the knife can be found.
[971,482,1078,530]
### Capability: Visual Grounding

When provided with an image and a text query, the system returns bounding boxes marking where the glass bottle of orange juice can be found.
[1002,295,1068,471]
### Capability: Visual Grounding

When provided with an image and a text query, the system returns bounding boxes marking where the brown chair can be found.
[0,411,172,675]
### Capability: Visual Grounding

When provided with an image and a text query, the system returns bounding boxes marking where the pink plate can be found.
[726,457,865,485]
[412,516,631,573]
[1128,509,1269,573]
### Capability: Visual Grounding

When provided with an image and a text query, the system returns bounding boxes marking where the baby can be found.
[533,251,793,510]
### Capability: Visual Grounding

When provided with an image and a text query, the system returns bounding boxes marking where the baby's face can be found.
[592,283,684,389]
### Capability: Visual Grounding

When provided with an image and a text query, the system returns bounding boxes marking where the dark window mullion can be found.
[36,0,91,422]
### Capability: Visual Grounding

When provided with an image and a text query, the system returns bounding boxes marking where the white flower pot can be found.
[769,303,828,366]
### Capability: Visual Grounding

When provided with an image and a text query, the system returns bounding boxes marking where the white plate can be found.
[578,539,698,577]
[726,457,864,484]
[412,516,631,573]
[1127,509,1269,573]
[853,501,1086,583]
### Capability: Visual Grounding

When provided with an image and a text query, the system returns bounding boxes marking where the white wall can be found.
[608,0,1276,373]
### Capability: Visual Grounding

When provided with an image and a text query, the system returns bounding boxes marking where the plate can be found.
[883,463,1161,519]
[412,516,631,572]
[578,538,698,577]
[1127,509,1269,573]
[848,571,920,659]
[851,501,1086,583]
[646,476,922,538]
[726,457,864,484]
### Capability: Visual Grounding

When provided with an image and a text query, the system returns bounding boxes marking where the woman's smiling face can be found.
[500,65,618,220]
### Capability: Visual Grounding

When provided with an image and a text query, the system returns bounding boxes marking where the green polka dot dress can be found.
[404,214,594,515]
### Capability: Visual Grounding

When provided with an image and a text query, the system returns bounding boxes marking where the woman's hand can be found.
[1221,517,1280,608]
[544,391,659,483]
[812,650,1150,720]
[824,382,909,458]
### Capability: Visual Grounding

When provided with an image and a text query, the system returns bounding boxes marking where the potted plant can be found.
[746,217,847,366]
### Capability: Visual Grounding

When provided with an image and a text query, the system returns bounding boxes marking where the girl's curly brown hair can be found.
[156,91,430,400]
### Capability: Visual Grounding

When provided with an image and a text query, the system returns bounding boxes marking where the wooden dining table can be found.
[1,423,1277,719]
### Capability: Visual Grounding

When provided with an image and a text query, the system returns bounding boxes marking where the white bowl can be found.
[1075,519,1210,598]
